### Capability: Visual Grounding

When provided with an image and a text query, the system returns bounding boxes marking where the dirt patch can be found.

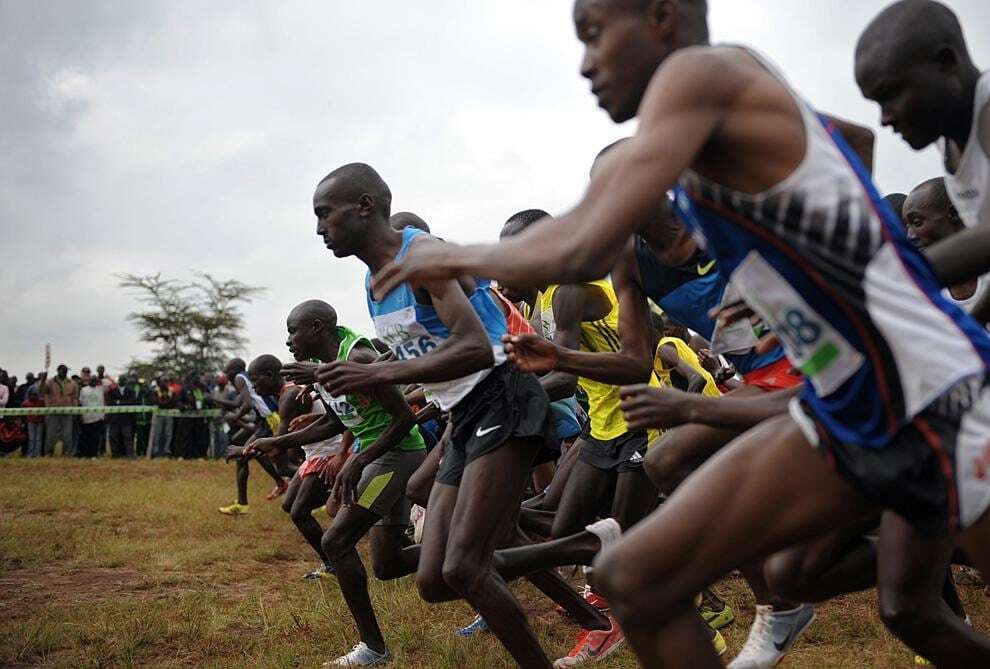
[0,566,149,616]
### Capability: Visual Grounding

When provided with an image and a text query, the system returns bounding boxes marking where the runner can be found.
[217,357,291,514]
[903,177,988,311]
[856,0,990,323]
[311,163,610,668]
[370,3,990,669]
[499,208,662,665]
[252,299,427,666]
[500,165,813,664]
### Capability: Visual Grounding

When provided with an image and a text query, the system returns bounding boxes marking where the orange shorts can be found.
[742,357,803,392]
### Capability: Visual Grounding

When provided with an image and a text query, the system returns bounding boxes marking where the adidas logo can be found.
[957,188,980,200]
[629,451,644,463]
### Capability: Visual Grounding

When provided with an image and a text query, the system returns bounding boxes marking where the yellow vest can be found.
[540,279,661,440]
[653,336,721,398]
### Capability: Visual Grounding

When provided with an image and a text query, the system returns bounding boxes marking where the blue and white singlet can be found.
[670,48,990,449]
[366,227,509,411]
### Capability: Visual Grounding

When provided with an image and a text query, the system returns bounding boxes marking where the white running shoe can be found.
[728,604,815,669]
[323,642,390,667]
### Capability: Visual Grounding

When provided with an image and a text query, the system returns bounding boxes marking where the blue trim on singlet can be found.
[365,227,509,349]
[671,116,990,448]
[634,238,784,375]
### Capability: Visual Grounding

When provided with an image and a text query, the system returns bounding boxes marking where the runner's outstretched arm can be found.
[619,384,802,432]
[504,240,655,386]
[316,277,494,394]
[331,346,419,506]
[371,49,741,298]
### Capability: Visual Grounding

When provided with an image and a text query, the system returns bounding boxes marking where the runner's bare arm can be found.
[332,346,419,506]
[507,242,654,385]
[656,343,708,394]
[371,49,741,298]
[317,275,494,393]
[538,285,587,401]
[619,384,802,431]
[251,413,346,456]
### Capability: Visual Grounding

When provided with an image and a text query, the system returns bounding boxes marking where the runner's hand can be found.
[224,445,248,463]
[502,334,560,375]
[619,384,693,430]
[316,361,384,395]
[288,412,321,433]
[331,455,366,507]
[708,300,755,327]
[370,237,463,300]
[282,361,319,385]
[250,437,277,456]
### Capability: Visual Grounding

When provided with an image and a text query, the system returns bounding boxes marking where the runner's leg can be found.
[593,415,875,669]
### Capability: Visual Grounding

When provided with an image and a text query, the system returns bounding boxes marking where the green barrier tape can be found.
[0,406,223,418]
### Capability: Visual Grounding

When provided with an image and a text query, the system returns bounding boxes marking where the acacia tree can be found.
[119,272,265,378]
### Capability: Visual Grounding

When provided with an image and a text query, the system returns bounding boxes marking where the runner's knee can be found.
[416,568,451,603]
[321,527,354,560]
[644,436,687,496]
[878,587,937,641]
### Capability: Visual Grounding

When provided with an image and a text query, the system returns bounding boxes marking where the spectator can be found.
[42,365,79,456]
[107,374,138,458]
[0,376,8,408]
[78,376,106,457]
[174,372,209,459]
[208,372,236,458]
[96,365,114,400]
[133,378,151,456]
[149,376,177,457]
[21,387,45,458]
[13,372,37,407]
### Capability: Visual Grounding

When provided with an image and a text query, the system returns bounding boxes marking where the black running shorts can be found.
[437,363,558,486]
[801,374,990,535]
[578,429,650,473]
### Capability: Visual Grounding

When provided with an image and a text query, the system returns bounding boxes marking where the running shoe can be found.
[323,642,390,667]
[265,480,289,501]
[728,604,815,669]
[218,502,249,515]
[553,615,624,667]
[698,597,735,630]
[712,628,728,656]
[581,584,610,612]
[455,615,489,637]
[303,564,336,580]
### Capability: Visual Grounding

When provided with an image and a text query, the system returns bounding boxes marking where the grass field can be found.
[1,458,987,668]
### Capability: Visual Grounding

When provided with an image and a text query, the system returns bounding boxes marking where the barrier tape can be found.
[0,406,223,418]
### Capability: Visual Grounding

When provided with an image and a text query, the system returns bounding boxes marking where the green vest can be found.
[317,326,425,453]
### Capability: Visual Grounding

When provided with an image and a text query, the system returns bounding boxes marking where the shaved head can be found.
[289,299,337,327]
[317,162,392,216]
[390,211,431,233]
[501,209,551,239]
[856,0,970,73]
[903,176,963,247]
[911,177,954,213]
[855,0,978,150]
[248,354,282,377]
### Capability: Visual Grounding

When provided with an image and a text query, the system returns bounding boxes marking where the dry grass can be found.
[0,458,987,668]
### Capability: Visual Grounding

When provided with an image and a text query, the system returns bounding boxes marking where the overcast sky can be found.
[2,0,989,379]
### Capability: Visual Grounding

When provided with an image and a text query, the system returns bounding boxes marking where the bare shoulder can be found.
[643,46,757,104]
[346,344,378,364]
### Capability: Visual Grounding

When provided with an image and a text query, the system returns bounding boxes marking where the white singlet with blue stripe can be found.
[366,227,509,411]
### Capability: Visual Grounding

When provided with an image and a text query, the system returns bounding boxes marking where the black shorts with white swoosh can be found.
[437,362,558,486]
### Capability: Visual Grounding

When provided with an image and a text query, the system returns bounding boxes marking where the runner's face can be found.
[314,182,363,258]
[903,187,961,248]
[856,57,946,150]
[574,0,666,123]
[286,314,318,361]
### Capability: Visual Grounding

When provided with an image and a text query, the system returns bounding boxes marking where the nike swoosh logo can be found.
[696,260,716,276]
[475,425,502,437]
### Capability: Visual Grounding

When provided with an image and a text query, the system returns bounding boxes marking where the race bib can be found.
[731,252,863,396]
[372,306,442,360]
[315,384,366,429]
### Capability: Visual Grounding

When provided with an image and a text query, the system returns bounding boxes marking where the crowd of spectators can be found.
[0,364,239,459]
